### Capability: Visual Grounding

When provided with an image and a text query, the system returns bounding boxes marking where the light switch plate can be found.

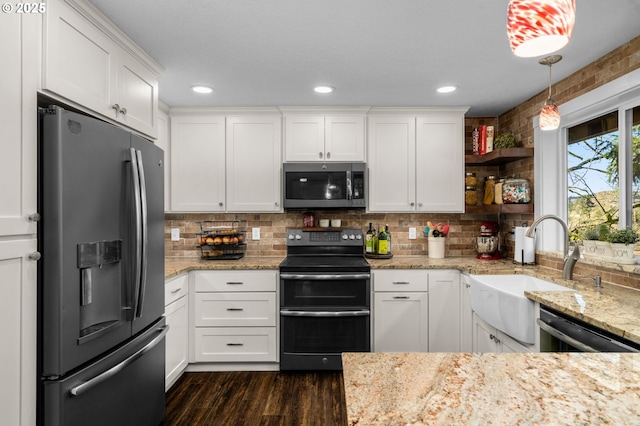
[170,228,180,241]
[252,227,260,240]
[408,227,417,240]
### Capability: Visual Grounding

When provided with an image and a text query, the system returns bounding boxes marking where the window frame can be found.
[534,68,640,252]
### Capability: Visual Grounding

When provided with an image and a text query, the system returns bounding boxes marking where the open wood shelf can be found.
[465,147,533,166]
[465,203,533,214]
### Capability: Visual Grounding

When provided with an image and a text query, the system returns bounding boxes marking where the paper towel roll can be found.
[514,226,536,264]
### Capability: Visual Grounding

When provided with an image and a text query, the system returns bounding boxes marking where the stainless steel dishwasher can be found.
[538,306,640,352]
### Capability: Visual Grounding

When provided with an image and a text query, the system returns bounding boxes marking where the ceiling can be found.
[88,0,640,116]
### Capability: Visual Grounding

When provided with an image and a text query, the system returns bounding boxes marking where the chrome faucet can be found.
[525,214,580,280]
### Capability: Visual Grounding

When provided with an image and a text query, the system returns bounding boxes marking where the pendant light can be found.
[539,55,562,131]
[507,0,576,58]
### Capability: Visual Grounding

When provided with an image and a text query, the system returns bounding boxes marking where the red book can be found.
[479,125,487,155]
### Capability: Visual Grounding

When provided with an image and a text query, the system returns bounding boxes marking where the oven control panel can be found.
[286,229,364,246]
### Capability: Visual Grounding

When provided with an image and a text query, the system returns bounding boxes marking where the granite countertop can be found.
[165,256,284,279]
[342,352,640,426]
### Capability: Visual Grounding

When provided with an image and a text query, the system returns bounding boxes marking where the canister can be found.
[483,176,497,205]
[465,186,478,206]
[494,178,505,205]
[502,177,531,203]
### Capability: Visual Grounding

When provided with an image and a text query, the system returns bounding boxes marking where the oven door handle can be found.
[281,309,370,317]
[536,318,598,353]
[280,273,370,280]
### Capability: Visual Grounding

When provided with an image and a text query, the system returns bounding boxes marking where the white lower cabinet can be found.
[164,274,189,390]
[372,270,428,352]
[460,274,473,352]
[472,313,534,353]
[191,271,278,364]
[428,270,461,352]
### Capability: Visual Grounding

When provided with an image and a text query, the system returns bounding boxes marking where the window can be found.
[567,107,639,247]
[534,68,640,255]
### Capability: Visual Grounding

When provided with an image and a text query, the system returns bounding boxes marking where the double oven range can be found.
[279,229,371,370]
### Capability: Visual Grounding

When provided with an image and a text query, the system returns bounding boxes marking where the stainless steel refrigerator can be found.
[37,105,167,426]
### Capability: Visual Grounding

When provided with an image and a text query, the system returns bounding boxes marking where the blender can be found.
[475,222,501,260]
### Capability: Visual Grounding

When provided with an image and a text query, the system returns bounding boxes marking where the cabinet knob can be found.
[418,202,423,207]
[219,202,224,207]
[326,152,331,159]
[318,152,323,159]
[28,213,41,222]
[119,106,127,115]
[29,252,41,261]
[275,201,279,206]
[410,202,415,207]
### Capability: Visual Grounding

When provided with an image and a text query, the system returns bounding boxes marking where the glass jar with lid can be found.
[465,186,478,206]
[483,176,497,205]
[502,177,531,203]
[465,172,478,187]
[494,178,505,205]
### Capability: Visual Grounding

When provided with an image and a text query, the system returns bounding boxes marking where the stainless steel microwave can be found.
[283,162,366,209]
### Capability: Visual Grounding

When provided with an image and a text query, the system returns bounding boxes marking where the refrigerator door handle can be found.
[134,149,148,318]
[69,325,169,397]
[129,148,143,319]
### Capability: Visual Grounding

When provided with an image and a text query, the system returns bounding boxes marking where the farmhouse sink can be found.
[469,274,572,344]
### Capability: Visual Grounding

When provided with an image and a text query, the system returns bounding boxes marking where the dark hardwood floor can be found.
[161,371,349,426]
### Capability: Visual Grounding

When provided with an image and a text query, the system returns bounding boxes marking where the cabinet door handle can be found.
[392,281,410,285]
[29,252,41,261]
[28,213,41,222]
[393,296,409,299]
[226,281,244,285]
[119,106,127,115]
[226,307,244,311]
[226,342,244,346]
[170,288,181,294]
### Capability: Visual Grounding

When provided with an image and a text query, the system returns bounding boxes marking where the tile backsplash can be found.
[165,211,502,259]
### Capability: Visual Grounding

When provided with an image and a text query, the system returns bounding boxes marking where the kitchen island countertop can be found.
[342,351,640,426]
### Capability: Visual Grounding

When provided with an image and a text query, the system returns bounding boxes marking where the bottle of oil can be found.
[377,226,388,255]
[365,223,375,254]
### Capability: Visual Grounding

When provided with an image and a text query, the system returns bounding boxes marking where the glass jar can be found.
[494,178,505,205]
[465,186,478,206]
[502,177,531,203]
[465,172,477,187]
[483,176,496,205]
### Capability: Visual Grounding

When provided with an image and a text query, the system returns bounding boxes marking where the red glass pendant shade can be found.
[540,100,560,130]
[507,0,576,57]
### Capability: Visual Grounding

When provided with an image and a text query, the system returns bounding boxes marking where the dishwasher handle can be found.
[537,318,597,353]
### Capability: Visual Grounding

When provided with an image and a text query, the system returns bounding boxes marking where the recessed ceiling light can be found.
[436,85,457,94]
[191,85,213,94]
[314,86,335,94]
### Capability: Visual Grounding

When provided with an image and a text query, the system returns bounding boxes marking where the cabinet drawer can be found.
[193,327,277,362]
[373,269,427,292]
[194,293,276,327]
[194,270,277,292]
[165,274,188,306]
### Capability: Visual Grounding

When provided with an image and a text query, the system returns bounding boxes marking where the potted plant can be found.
[580,226,599,259]
[493,132,519,149]
[595,224,613,258]
[608,227,639,263]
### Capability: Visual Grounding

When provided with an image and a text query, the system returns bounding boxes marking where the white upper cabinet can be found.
[168,110,282,213]
[367,115,417,212]
[367,108,468,212]
[226,115,282,212]
[170,114,226,212]
[42,0,161,138]
[416,112,465,212]
[283,110,366,162]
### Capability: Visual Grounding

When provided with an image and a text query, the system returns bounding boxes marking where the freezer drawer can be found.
[41,319,168,426]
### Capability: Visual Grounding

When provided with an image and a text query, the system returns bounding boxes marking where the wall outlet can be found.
[252,227,260,240]
[408,227,417,240]
[170,227,180,241]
